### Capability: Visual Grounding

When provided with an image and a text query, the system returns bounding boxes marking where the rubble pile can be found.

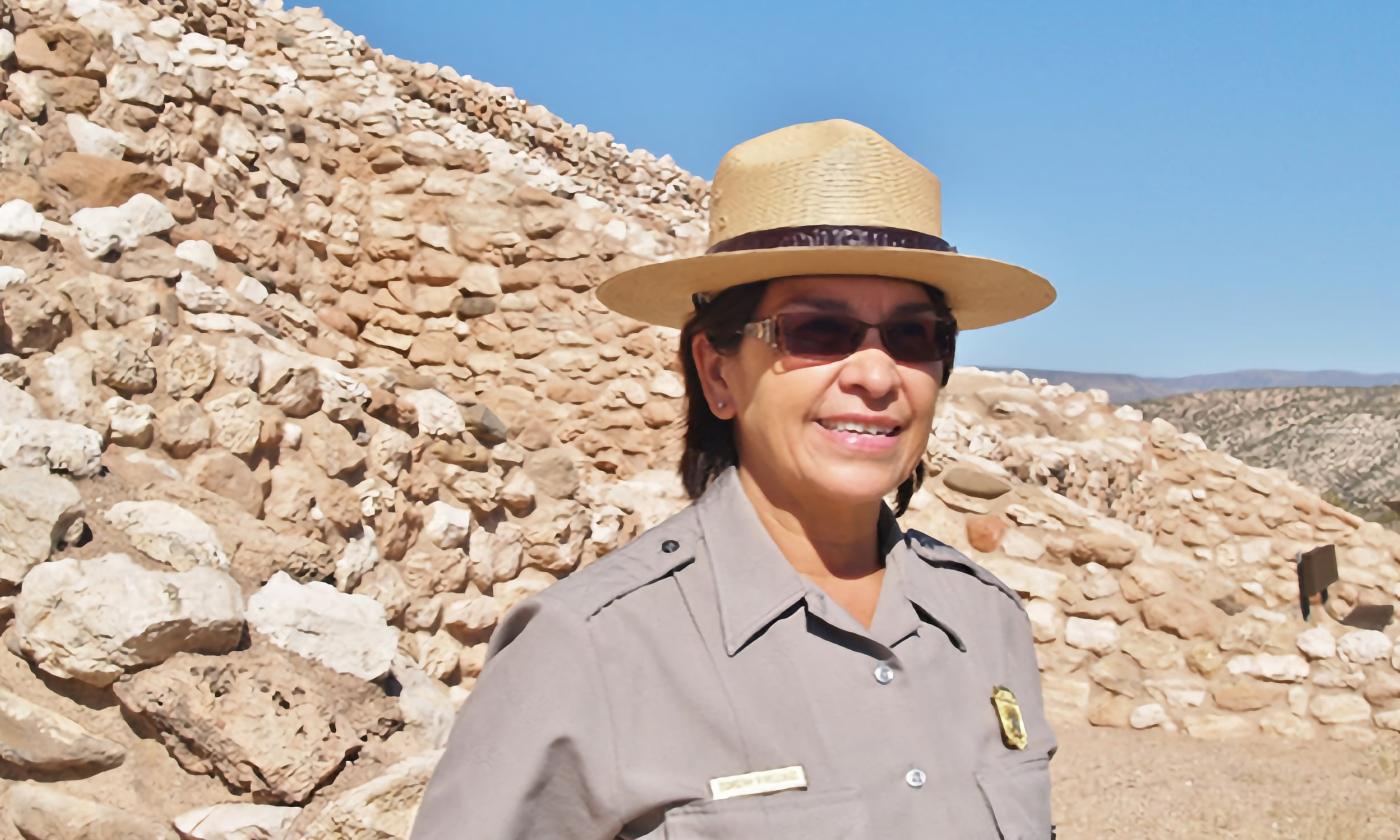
[0,0,1396,836]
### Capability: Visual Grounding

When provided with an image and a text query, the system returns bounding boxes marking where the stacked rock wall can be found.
[0,0,1398,836]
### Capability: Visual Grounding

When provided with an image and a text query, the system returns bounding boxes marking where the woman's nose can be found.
[837,329,899,397]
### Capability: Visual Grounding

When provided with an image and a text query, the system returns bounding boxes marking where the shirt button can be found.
[873,663,895,685]
[905,768,927,788]
[661,539,679,553]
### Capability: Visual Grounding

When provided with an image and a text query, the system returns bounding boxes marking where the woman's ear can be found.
[690,332,737,420]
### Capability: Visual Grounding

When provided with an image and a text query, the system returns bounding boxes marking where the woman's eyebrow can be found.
[776,297,941,317]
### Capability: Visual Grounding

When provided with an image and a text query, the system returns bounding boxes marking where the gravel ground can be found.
[1052,726,1400,839]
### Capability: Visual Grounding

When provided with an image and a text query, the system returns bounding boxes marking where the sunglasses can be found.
[739,311,957,364]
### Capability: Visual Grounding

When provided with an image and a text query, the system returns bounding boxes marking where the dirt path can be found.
[1052,727,1400,839]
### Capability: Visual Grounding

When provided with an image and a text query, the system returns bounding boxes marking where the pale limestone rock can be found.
[978,556,1065,601]
[1025,598,1060,642]
[205,388,262,455]
[175,272,234,314]
[1040,674,1091,723]
[1226,653,1310,683]
[493,567,557,613]
[0,265,27,289]
[334,529,380,592]
[292,751,444,840]
[0,467,84,585]
[158,335,218,398]
[246,571,399,681]
[0,418,104,476]
[104,396,156,446]
[156,399,212,457]
[1001,528,1045,561]
[1296,626,1337,660]
[172,803,302,840]
[107,62,163,106]
[0,199,44,243]
[1143,676,1208,709]
[1064,616,1120,655]
[1309,693,1372,725]
[391,657,456,749]
[1080,562,1120,599]
[1259,709,1316,739]
[70,193,175,259]
[174,238,220,272]
[218,337,262,388]
[1376,709,1400,732]
[424,499,474,549]
[12,554,244,686]
[402,388,465,437]
[103,500,229,570]
[1182,714,1257,740]
[0,687,125,773]
[1336,629,1392,665]
[65,113,127,159]
[7,782,176,840]
[1129,703,1168,730]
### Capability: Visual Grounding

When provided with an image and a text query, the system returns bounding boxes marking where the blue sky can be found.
[316,1,1400,377]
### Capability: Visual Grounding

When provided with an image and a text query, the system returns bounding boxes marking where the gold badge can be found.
[991,686,1028,750]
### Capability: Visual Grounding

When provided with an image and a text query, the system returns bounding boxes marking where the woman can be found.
[412,119,1058,839]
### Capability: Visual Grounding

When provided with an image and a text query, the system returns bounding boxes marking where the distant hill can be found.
[1136,386,1400,530]
[979,368,1400,405]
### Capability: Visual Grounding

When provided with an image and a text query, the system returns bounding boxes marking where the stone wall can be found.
[0,0,1397,836]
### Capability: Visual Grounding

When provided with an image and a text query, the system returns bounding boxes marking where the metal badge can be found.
[991,686,1028,750]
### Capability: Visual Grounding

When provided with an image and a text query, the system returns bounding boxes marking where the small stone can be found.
[0,198,44,243]
[156,398,211,457]
[523,446,580,499]
[1296,626,1337,660]
[401,388,465,437]
[965,514,1007,552]
[1226,653,1310,683]
[1065,616,1120,654]
[1140,591,1223,640]
[1129,703,1168,730]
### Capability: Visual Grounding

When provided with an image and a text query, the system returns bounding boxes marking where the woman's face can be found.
[694,275,946,508]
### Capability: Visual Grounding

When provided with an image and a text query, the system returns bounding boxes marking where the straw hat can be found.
[596,119,1055,330]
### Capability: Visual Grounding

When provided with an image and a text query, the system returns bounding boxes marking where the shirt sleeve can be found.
[410,595,623,840]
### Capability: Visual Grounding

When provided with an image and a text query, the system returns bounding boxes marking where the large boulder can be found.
[113,646,403,805]
[11,553,244,686]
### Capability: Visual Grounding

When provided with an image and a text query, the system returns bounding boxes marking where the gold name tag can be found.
[708,765,808,800]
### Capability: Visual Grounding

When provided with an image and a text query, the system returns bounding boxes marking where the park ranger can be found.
[412,119,1058,839]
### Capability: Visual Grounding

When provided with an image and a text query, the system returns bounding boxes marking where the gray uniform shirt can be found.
[412,466,1056,839]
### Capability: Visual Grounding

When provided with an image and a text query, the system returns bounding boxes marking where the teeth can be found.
[819,420,899,436]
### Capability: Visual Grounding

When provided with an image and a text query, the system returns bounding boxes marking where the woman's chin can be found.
[802,463,907,507]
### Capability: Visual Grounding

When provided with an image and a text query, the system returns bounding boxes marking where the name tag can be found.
[708,765,808,800]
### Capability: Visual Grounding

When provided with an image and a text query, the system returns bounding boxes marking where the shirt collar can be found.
[695,466,966,656]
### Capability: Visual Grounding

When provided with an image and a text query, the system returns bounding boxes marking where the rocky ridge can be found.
[0,0,1397,837]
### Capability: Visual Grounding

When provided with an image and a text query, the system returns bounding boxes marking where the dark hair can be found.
[678,279,957,516]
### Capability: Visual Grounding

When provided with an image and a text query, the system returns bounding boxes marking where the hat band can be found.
[706,224,957,255]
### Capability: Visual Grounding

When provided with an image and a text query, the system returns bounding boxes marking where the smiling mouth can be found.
[816,419,903,437]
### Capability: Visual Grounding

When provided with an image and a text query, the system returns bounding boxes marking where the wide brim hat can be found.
[597,119,1055,330]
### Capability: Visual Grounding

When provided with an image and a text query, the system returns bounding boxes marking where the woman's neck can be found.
[735,463,884,581]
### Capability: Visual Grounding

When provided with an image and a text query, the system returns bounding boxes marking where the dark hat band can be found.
[706,224,958,255]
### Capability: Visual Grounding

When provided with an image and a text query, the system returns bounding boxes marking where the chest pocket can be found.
[661,787,871,840]
[975,760,1052,840]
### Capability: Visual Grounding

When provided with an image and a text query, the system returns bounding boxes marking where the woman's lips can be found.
[812,421,902,454]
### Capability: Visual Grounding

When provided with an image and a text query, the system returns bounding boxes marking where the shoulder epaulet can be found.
[541,504,702,620]
[906,528,1026,612]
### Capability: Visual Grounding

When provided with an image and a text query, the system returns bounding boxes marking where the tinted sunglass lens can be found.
[780,314,863,357]
[882,321,943,362]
